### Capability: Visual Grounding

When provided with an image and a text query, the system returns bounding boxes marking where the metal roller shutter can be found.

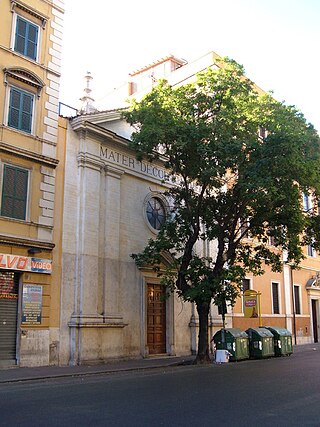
[0,272,19,364]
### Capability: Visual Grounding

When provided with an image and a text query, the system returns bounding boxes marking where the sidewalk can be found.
[0,343,318,384]
[0,355,195,384]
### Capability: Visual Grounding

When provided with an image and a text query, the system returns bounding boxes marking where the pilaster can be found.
[103,165,124,315]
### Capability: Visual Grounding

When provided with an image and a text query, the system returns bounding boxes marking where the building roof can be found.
[129,54,187,76]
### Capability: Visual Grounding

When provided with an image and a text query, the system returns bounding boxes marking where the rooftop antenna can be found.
[80,71,97,114]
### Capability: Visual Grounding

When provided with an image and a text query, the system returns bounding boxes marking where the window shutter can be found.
[8,89,21,129]
[8,88,33,133]
[14,17,27,55]
[21,92,33,133]
[1,166,28,220]
[14,16,38,60]
[294,286,301,315]
[272,282,279,314]
[26,22,38,60]
[242,279,250,292]
[1,167,15,217]
[218,300,227,315]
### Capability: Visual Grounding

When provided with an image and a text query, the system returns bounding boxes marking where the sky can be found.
[59,0,320,131]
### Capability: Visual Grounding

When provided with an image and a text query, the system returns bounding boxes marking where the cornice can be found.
[0,234,55,251]
[0,46,61,78]
[4,67,45,97]
[0,140,58,167]
[11,0,49,28]
[71,118,130,149]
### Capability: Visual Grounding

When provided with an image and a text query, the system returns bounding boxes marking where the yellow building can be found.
[231,231,320,345]
[0,0,64,367]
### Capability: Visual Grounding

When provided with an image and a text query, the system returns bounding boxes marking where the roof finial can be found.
[80,71,97,114]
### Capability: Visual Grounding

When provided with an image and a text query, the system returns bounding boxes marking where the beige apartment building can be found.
[0,0,64,367]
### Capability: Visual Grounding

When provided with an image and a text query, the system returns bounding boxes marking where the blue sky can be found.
[60,0,319,131]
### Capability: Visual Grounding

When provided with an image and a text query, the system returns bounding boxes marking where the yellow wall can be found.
[0,0,64,366]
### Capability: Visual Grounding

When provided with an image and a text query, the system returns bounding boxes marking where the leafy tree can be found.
[123,58,320,363]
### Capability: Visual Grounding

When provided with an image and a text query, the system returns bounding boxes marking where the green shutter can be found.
[1,165,28,220]
[26,22,38,60]
[14,16,27,56]
[14,16,38,60]
[21,92,33,133]
[8,89,21,130]
[8,88,33,133]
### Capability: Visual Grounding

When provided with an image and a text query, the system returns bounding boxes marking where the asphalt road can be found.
[0,348,319,427]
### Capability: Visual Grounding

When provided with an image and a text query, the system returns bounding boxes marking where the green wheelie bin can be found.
[212,328,249,361]
[265,327,293,356]
[246,327,275,359]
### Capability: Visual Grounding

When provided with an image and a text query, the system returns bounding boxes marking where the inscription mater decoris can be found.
[100,146,167,181]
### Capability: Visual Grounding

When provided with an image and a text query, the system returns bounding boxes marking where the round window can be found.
[146,197,166,230]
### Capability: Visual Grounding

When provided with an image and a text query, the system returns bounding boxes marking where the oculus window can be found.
[146,197,166,231]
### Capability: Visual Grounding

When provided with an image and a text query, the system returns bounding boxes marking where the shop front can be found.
[0,252,52,367]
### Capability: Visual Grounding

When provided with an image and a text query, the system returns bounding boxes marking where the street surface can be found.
[0,347,319,427]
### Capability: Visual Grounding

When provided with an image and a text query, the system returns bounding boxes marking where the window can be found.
[146,197,166,230]
[293,285,301,315]
[242,279,250,312]
[302,192,311,212]
[307,243,316,257]
[242,279,250,293]
[1,164,29,220]
[239,218,250,239]
[272,282,280,314]
[14,16,39,61]
[218,300,227,316]
[8,87,34,133]
[259,127,267,139]
[269,236,276,246]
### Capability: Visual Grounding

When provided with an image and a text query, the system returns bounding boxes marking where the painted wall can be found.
[0,0,64,367]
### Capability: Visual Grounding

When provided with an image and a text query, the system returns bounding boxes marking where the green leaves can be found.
[125,57,320,308]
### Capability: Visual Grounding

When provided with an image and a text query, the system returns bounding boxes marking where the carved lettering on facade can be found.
[100,146,167,181]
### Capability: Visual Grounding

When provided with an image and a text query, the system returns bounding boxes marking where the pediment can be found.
[4,67,45,90]
[306,274,320,290]
[11,0,49,28]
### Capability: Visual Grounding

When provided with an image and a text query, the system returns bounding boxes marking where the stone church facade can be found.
[58,111,223,365]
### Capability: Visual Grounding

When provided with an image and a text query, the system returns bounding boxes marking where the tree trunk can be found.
[194,300,211,364]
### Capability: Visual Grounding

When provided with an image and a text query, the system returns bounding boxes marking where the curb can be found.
[0,358,194,384]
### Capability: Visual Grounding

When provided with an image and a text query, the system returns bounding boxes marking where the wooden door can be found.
[311,299,318,343]
[147,284,166,354]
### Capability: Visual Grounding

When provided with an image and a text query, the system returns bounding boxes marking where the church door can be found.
[147,284,166,354]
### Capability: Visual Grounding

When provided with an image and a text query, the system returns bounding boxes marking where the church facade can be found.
[58,111,225,365]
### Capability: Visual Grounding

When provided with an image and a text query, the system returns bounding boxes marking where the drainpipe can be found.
[290,265,297,345]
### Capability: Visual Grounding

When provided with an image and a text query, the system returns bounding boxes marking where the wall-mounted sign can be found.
[0,271,18,300]
[21,284,42,325]
[243,290,259,318]
[0,254,52,274]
